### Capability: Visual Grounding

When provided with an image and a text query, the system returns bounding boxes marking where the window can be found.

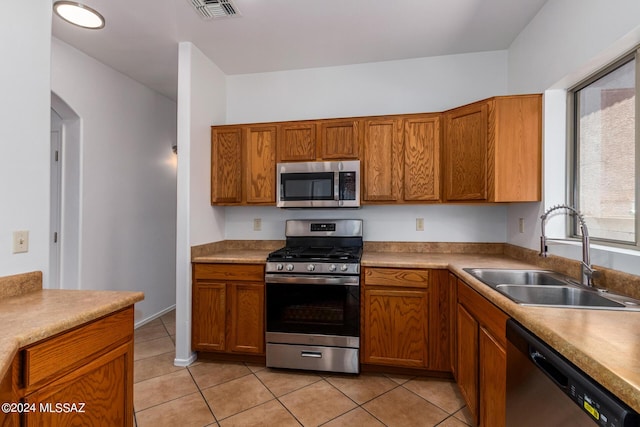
[570,49,639,248]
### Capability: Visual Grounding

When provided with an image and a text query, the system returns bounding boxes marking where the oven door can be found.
[265,274,360,345]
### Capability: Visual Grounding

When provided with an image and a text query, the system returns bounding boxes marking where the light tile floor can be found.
[133,310,474,427]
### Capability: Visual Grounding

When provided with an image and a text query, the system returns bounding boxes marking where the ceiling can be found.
[52,0,549,101]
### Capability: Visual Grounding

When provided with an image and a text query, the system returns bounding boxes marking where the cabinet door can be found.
[362,118,403,202]
[479,327,506,427]
[211,127,243,204]
[24,342,133,427]
[192,282,226,351]
[448,273,458,378]
[319,119,360,159]
[491,95,542,202]
[363,288,429,368]
[245,125,276,204]
[444,102,488,201]
[456,303,479,424]
[404,115,441,201]
[278,122,316,162]
[228,282,264,354]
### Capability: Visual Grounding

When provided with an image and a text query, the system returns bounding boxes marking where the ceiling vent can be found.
[189,0,240,19]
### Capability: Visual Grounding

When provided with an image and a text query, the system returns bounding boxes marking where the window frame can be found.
[568,47,640,250]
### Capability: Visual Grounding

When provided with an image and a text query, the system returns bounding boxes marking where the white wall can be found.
[223,50,509,242]
[176,42,227,365]
[0,1,51,280]
[51,38,178,323]
[227,51,508,123]
[225,205,507,242]
[507,0,640,276]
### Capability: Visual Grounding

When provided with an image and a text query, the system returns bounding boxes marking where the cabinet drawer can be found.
[22,307,133,388]
[194,263,264,282]
[364,268,429,288]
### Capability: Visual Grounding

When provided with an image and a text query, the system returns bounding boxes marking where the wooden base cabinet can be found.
[0,307,135,427]
[192,263,265,355]
[456,279,508,427]
[362,268,450,371]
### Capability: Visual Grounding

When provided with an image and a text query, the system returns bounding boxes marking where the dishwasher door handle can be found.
[530,349,569,390]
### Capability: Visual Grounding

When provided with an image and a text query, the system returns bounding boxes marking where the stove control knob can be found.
[328,264,337,272]
[276,264,283,271]
[340,264,349,272]
[286,264,294,271]
[307,264,316,272]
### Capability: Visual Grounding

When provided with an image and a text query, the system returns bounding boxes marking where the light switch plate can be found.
[253,218,262,231]
[416,218,425,231]
[13,230,29,253]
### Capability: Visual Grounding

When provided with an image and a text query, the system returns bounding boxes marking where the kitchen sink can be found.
[495,285,624,308]
[463,268,568,287]
[463,268,640,311]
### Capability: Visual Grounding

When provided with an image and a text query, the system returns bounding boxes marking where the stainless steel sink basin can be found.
[463,268,640,311]
[495,285,625,308]
[463,268,569,287]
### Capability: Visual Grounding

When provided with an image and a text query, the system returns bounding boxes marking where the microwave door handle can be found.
[334,171,340,201]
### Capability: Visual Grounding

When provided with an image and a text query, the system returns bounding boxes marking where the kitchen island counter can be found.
[0,272,144,390]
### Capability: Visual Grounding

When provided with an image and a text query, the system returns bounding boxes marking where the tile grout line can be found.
[185,366,221,426]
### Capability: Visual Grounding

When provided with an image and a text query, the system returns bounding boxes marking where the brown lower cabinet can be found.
[362,268,450,372]
[0,307,134,427]
[192,263,265,355]
[456,278,508,427]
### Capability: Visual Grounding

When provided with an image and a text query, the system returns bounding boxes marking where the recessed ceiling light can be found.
[53,1,105,30]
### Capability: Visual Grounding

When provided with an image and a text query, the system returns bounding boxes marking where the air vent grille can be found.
[189,0,240,19]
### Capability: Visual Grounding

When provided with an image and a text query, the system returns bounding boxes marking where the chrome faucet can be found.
[540,204,596,287]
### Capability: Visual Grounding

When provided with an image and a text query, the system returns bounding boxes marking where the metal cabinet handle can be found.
[301,351,322,358]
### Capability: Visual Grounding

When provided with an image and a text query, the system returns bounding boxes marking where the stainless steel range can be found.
[265,219,362,374]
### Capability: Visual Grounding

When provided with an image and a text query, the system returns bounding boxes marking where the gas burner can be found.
[266,219,363,276]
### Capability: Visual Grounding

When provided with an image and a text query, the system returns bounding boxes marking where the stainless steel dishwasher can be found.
[506,320,639,426]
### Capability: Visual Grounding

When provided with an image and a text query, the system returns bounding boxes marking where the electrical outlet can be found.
[253,218,262,231]
[12,230,29,253]
[518,218,525,233]
[416,218,425,231]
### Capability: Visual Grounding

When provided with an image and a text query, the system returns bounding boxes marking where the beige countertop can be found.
[192,247,640,412]
[0,288,144,384]
[364,251,640,413]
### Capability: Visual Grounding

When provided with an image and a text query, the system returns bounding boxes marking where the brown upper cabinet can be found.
[211,124,277,205]
[362,113,441,203]
[443,94,542,202]
[277,121,317,162]
[277,119,360,162]
[211,93,541,206]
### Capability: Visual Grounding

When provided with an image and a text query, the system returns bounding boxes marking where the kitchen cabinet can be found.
[3,307,135,427]
[443,94,542,202]
[277,122,317,162]
[277,119,360,162]
[192,263,265,355]
[318,119,360,160]
[211,124,276,205]
[456,278,508,427]
[362,268,450,371]
[362,114,441,203]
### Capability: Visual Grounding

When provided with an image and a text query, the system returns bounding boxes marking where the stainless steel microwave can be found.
[277,161,360,208]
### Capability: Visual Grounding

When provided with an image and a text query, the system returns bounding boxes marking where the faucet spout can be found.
[539,204,596,287]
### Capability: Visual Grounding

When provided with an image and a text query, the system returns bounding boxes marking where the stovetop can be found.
[267,246,363,263]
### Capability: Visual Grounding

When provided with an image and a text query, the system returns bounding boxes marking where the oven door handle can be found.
[265,274,359,286]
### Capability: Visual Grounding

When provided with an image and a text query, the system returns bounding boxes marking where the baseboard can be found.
[174,352,197,367]
[134,304,176,329]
